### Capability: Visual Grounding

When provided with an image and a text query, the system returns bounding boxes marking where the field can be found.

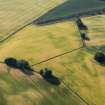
[0,0,65,40]
[0,0,105,105]
[84,15,105,46]
[35,0,105,24]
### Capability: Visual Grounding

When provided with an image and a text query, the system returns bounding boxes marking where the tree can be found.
[44,68,52,78]
[17,60,30,70]
[40,68,52,78]
[40,68,60,85]
[78,24,88,30]
[94,52,105,63]
[4,57,17,68]
[81,33,90,41]
[76,18,88,30]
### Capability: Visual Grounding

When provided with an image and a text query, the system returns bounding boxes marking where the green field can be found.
[35,0,105,24]
[0,0,105,105]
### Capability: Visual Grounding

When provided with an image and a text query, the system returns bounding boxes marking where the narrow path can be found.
[62,81,92,105]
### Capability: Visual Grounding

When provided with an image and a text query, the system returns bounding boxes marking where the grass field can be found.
[0,0,105,105]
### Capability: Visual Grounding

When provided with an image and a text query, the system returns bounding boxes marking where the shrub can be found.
[4,57,17,68]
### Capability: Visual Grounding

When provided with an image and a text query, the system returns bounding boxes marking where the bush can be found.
[94,52,105,63]
[4,57,17,68]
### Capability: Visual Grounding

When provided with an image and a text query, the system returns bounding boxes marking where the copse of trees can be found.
[94,52,105,64]
[4,57,17,68]
[4,57,33,71]
[40,68,60,85]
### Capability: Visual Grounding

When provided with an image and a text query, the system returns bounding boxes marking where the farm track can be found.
[0,46,84,66]
[0,0,65,44]
[31,46,84,66]
[0,22,32,43]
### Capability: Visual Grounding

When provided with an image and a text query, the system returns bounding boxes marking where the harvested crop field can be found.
[0,0,105,105]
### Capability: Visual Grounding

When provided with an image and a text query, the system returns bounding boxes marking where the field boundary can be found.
[0,46,83,66]
[0,20,32,43]
[31,46,84,66]
[62,81,92,105]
